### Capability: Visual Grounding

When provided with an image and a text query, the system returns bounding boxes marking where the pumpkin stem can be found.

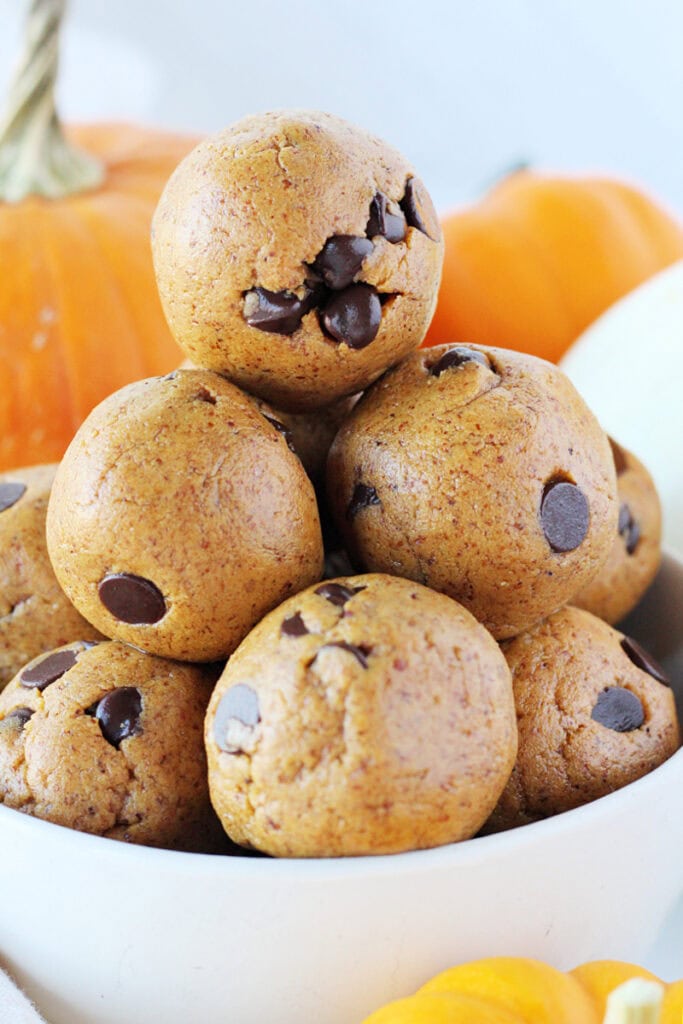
[0,0,104,202]
[602,979,665,1024]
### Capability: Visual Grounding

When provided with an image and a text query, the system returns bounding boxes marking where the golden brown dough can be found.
[152,111,443,410]
[486,606,680,832]
[0,641,226,851]
[205,573,517,857]
[0,464,102,690]
[574,437,661,624]
[327,344,619,639]
[46,370,323,662]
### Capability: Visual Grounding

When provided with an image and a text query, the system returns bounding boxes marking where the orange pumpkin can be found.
[424,170,683,363]
[0,1,195,471]
[362,957,672,1024]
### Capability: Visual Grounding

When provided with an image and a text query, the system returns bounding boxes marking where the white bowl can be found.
[1,556,682,1024]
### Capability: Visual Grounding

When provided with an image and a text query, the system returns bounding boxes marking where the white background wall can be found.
[1,0,682,216]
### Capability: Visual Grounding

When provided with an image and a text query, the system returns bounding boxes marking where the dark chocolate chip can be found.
[618,502,641,555]
[90,687,143,748]
[314,582,364,607]
[322,284,382,349]
[3,707,34,729]
[214,684,261,754]
[21,649,78,690]
[347,482,381,520]
[400,177,439,240]
[540,480,589,552]
[194,386,216,405]
[98,574,166,625]
[317,641,370,668]
[281,612,310,637]
[609,437,628,476]
[621,636,670,685]
[243,286,319,335]
[262,414,297,454]
[591,686,645,732]
[366,193,407,243]
[313,236,374,291]
[0,482,26,513]
[428,347,490,377]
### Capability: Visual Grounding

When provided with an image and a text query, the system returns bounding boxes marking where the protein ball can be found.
[46,370,323,661]
[327,344,618,640]
[152,110,443,410]
[205,573,517,857]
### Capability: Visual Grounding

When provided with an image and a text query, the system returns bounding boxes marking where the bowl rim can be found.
[2,548,680,882]
[1,742,680,881]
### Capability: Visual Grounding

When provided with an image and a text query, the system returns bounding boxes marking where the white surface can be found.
[0,968,45,1024]
[0,555,681,1024]
[0,1,683,216]
[561,261,683,561]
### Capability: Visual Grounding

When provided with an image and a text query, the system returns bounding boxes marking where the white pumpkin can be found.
[561,260,683,558]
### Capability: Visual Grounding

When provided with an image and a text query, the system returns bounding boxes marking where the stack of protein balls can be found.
[0,111,679,856]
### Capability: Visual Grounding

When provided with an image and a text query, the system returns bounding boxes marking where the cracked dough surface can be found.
[152,110,443,410]
[46,369,324,661]
[0,640,226,851]
[486,605,680,832]
[574,441,661,624]
[205,573,517,857]
[327,345,619,639]
[0,464,102,690]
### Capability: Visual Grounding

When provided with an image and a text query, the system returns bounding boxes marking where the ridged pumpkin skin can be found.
[362,956,676,1023]
[569,960,662,1019]
[0,123,195,472]
[424,172,683,363]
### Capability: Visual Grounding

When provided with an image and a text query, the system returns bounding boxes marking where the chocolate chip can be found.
[313,236,374,291]
[540,480,589,552]
[89,687,142,748]
[314,582,364,607]
[366,193,407,243]
[281,612,309,637]
[317,641,370,668]
[621,636,670,685]
[262,414,297,454]
[428,347,490,377]
[400,177,439,240]
[618,502,641,555]
[609,437,628,476]
[194,386,216,405]
[3,707,34,729]
[591,686,645,732]
[98,574,166,625]
[21,649,77,690]
[243,286,319,335]
[214,684,260,754]
[322,284,382,349]
[347,482,381,520]
[0,482,26,513]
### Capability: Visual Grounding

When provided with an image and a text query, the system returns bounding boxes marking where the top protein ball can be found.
[152,110,443,411]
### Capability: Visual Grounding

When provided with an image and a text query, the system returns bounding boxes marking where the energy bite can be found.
[327,344,619,640]
[486,606,680,832]
[574,437,662,624]
[152,110,443,411]
[46,370,323,662]
[205,574,517,857]
[0,641,226,851]
[0,464,102,690]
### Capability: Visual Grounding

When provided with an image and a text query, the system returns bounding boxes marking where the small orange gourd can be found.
[424,170,683,363]
[0,0,195,471]
[362,957,675,1024]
